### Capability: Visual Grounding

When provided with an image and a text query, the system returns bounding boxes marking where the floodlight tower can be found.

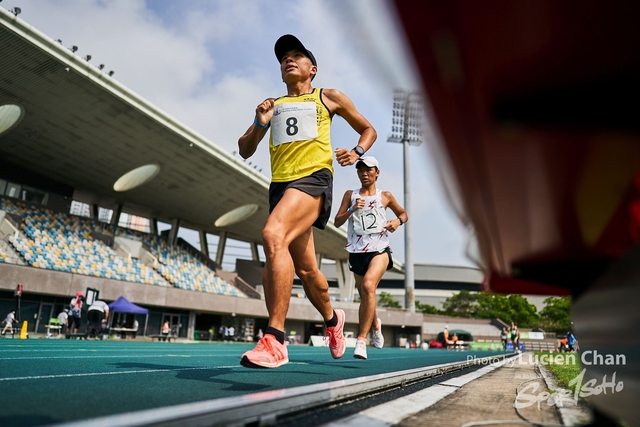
[388,89,424,313]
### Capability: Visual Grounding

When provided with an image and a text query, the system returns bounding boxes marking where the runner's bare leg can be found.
[262,188,326,331]
[355,254,389,339]
[291,226,334,321]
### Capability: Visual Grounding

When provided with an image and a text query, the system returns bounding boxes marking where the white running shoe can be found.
[372,318,384,348]
[353,339,367,360]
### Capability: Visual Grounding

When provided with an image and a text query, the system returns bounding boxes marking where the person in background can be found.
[56,308,69,337]
[132,318,139,339]
[334,156,406,360]
[451,333,459,349]
[68,292,84,336]
[566,330,578,352]
[161,320,170,342]
[500,327,508,351]
[87,299,109,339]
[510,322,521,353]
[443,326,455,349]
[558,336,569,352]
[1,310,16,336]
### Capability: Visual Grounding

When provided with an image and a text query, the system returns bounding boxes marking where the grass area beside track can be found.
[535,351,583,392]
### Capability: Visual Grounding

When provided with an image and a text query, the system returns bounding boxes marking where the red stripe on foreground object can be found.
[484,275,571,296]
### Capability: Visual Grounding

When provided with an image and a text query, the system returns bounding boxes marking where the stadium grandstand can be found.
[0,7,533,347]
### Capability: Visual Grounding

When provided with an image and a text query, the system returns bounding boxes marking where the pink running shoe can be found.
[240,334,289,368]
[324,309,346,359]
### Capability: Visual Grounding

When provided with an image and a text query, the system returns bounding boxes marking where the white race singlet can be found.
[345,188,390,253]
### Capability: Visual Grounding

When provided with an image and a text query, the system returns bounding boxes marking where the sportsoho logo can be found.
[466,353,627,409]
[515,368,624,409]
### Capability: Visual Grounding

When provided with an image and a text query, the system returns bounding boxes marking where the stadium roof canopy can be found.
[0,10,372,264]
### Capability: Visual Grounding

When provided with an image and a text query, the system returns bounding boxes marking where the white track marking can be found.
[0,365,240,382]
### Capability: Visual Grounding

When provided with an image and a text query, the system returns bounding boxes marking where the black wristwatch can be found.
[353,145,365,157]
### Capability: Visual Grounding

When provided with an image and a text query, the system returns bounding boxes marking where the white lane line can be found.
[0,354,227,360]
[0,365,239,382]
[0,348,252,353]
[319,359,510,427]
[0,351,328,360]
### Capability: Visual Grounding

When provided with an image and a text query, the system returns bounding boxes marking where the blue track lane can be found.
[0,340,506,426]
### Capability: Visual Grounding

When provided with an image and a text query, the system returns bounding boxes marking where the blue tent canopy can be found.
[108,296,149,314]
[107,296,149,337]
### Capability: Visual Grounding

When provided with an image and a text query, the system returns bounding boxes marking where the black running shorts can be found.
[348,247,393,276]
[268,168,333,230]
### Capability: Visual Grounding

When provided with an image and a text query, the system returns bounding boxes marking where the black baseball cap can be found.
[274,34,317,66]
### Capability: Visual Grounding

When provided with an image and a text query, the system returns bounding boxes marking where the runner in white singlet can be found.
[334,156,407,360]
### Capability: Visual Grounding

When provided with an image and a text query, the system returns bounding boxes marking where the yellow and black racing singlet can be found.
[269,88,333,182]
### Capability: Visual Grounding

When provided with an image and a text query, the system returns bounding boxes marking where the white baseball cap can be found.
[356,156,379,169]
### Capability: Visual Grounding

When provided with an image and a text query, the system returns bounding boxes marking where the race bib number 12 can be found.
[353,208,385,235]
[272,102,318,147]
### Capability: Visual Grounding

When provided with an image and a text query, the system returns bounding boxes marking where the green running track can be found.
[0,339,506,426]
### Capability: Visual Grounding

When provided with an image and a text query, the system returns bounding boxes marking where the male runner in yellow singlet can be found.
[238,34,377,368]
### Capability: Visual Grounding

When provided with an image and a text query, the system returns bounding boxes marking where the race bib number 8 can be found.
[272,102,318,147]
[353,209,385,235]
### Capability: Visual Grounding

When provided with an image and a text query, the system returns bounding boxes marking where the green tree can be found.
[506,294,539,328]
[476,293,515,322]
[539,297,572,333]
[441,290,478,318]
[415,301,441,314]
[440,292,539,327]
[377,291,401,309]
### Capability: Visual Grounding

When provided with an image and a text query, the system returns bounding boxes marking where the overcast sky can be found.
[8,0,476,268]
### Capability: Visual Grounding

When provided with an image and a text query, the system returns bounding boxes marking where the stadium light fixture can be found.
[113,164,160,192]
[387,89,425,313]
[10,7,21,16]
[0,104,25,137]
[214,204,259,228]
[98,64,104,70]
[84,55,92,61]
[71,46,78,52]
[108,71,114,76]
[55,39,62,44]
